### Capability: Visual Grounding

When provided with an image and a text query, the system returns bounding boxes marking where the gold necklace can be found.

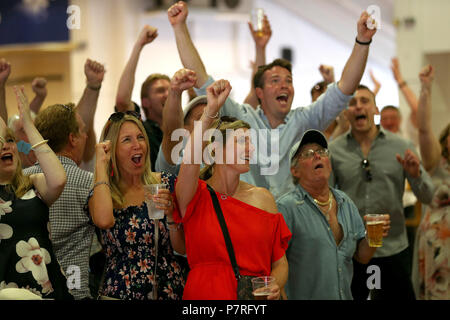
[314,191,333,221]
[313,190,332,206]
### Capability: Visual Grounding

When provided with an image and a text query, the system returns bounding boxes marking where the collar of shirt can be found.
[256,105,290,129]
[56,155,78,167]
[345,125,387,142]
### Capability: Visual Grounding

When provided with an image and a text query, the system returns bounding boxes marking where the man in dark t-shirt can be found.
[115,25,170,171]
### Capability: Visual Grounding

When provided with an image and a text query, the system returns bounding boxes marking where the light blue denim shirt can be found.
[276,184,365,300]
[195,76,352,199]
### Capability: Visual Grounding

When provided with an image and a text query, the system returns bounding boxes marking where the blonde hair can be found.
[97,114,158,208]
[199,116,251,180]
[3,128,33,198]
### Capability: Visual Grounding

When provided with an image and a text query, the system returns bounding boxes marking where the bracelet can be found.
[204,109,219,119]
[167,221,178,225]
[355,37,372,45]
[93,181,110,189]
[87,83,101,91]
[398,81,407,88]
[30,139,49,150]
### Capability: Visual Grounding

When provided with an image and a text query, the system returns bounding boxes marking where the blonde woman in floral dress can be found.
[413,65,450,300]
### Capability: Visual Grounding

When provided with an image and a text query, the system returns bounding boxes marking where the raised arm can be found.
[369,70,381,96]
[89,140,115,229]
[319,64,335,84]
[244,14,272,109]
[168,1,208,88]
[391,57,418,128]
[14,86,66,206]
[417,65,441,172]
[0,58,11,122]
[29,77,47,114]
[116,25,158,111]
[176,80,232,216]
[162,68,197,165]
[337,11,377,95]
[77,59,105,163]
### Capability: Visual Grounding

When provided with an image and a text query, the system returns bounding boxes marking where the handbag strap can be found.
[207,184,241,281]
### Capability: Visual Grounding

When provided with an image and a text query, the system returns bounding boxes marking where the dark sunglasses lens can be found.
[109,112,124,122]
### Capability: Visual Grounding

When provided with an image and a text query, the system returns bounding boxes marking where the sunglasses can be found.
[361,158,372,182]
[108,111,142,122]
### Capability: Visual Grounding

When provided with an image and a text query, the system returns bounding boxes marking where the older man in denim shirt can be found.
[277,130,390,299]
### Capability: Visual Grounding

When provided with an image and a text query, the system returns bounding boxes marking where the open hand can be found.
[13,86,32,124]
[396,149,421,178]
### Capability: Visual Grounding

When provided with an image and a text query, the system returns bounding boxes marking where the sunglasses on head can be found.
[361,158,372,182]
[108,111,142,122]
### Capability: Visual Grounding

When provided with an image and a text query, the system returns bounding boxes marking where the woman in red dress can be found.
[174,79,291,300]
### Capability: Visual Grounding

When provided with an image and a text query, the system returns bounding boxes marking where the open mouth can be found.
[1,153,13,163]
[131,154,143,165]
[276,93,289,104]
[355,114,367,121]
[314,163,324,170]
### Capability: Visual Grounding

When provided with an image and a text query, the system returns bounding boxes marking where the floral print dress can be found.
[84,172,186,300]
[0,185,73,299]
[415,159,450,300]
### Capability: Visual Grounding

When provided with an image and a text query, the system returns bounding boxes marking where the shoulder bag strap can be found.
[206,184,241,281]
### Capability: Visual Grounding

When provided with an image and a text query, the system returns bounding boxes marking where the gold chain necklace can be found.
[313,190,333,220]
[313,190,332,206]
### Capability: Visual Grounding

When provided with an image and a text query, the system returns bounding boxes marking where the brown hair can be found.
[140,73,170,100]
[34,103,79,153]
[253,58,292,90]
[199,116,251,181]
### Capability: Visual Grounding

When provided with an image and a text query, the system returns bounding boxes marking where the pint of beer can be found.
[365,214,384,247]
[250,8,265,37]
